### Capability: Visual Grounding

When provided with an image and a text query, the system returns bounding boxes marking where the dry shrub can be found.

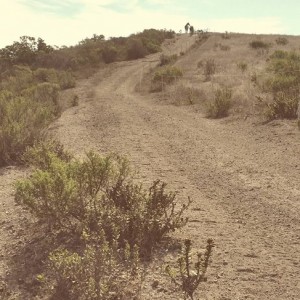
[220,44,230,51]
[265,91,299,120]
[206,87,232,118]
[151,66,183,92]
[203,59,216,80]
[172,85,206,106]
[249,40,270,49]
[275,37,288,45]
[221,31,231,39]
[102,46,118,63]
[237,62,248,72]
[263,50,300,120]
[159,53,178,66]
[127,39,148,60]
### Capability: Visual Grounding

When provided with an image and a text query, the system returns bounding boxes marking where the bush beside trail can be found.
[0,66,75,167]
[15,143,192,299]
[263,50,300,120]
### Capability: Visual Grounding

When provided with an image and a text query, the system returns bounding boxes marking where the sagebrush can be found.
[263,50,300,119]
[15,144,191,298]
[206,87,232,118]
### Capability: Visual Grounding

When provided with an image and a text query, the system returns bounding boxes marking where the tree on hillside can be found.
[0,36,53,65]
[37,38,54,53]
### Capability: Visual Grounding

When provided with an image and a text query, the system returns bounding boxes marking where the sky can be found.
[0,0,299,48]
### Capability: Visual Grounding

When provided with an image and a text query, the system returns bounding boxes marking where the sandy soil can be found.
[1,34,300,299]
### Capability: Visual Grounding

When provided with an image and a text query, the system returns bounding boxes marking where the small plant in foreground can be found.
[166,239,214,300]
[15,147,190,257]
[49,231,141,299]
[206,87,232,118]
[15,144,191,298]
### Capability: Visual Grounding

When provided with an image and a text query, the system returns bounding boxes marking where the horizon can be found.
[1,0,299,48]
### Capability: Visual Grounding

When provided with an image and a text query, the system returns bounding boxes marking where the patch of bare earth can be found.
[1,34,300,299]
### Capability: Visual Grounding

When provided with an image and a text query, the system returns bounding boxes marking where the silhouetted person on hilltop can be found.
[189,25,194,35]
[185,23,190,33]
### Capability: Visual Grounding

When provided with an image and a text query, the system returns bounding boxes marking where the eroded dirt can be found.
[1,34,300,299]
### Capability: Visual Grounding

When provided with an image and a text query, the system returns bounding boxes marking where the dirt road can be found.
[50,35,300,300]
[1,34,300,299]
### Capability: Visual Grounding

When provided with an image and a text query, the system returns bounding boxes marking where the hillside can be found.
[1,32,300,299]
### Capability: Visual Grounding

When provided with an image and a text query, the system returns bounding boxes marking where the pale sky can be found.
[0,0,299,48]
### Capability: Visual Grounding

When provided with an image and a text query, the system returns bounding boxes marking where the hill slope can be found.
[1,33,300,299]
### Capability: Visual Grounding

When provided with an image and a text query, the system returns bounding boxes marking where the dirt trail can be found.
[1,34,300,299]
[51,34,300,300]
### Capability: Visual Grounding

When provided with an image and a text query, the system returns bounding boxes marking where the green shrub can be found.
[0,91,56,166]
[265,91,299,120]
[22,139,72,169]
[268,50,300,77]
[0,76,61,166]
[24,82,59,102]
[33,68,75,89]
[48,231,140,300]
[15,150,190,256]
[159,54,178,66]
[152,66,183,85]
[15,147,191,298]
[166,239,214,300]
[144,41,161,53]
[102,46,118,64]
[265,75,298,93]
[0,65,34,93]
[57,71,76,89]
[263,50,300,120]
[34,68,58,83]
[206,87,232,118]
[249,40,270,49]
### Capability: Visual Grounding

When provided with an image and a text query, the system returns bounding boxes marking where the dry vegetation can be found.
[147,32,300,123]
[0,29,175,167]
[1,29,300,300]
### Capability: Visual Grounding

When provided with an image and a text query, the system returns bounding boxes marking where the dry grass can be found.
[161,33,300,119]
[135,32,299,121]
